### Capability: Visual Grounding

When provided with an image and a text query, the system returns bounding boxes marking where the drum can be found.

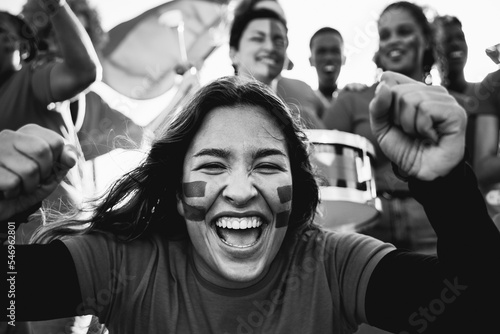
[304,129,382,232]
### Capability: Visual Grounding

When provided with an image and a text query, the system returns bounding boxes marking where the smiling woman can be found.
[1,74,500,333]
[178,104,293,286]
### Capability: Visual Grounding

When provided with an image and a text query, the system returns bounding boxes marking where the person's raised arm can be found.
[364,71,500,333]
[473,70,500,187]
[473,114,500,185]
[37,0,102,102]
[0,124,77,221]
[1,125,83,322]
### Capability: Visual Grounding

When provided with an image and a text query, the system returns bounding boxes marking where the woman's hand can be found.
[0,124,77,221]
[369,71,467,181]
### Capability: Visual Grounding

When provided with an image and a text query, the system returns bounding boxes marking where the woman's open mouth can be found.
[215,217,264,248]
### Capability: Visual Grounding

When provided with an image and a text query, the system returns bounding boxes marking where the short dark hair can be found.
[309,27,343,50]
[229,8,287,50]
[432,15,462,29]
[0,11,38,62]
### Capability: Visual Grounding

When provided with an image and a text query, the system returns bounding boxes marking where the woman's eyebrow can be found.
[193,148,231,159]
[252,148,287,160]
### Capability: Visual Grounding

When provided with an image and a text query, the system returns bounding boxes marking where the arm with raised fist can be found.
[0,124,77,222]
[1,124,84,322]
[364,72,500,333]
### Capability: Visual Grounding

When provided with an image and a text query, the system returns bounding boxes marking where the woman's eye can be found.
[379,30,390,41]
[250,36,264,42]
[274,38,285,47]
[398,26,414,37]
[255,163,283,173]
[199,163,225,173]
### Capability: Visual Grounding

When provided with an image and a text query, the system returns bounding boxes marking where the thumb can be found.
[369,82,393,138]
[47,144,78,184]
[60,144,78,170]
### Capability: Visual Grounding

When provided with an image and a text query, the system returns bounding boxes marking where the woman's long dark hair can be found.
[32,76,320,244]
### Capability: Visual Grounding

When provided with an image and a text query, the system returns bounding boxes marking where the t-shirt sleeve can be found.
[328,232,395,325]
[483,70,500,117]
[323,91,354,131]
[30,62,56,105]
[62,233,138,322]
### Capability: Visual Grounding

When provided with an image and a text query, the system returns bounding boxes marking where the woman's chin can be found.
[218,261,267,286]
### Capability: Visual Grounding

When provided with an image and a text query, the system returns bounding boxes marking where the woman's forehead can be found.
[379,8,418,27]
[189,105,287,151]
[244,18,287,36]
[203,105,282,132]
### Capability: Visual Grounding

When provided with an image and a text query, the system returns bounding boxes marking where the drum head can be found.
[316,187,381,232]
[316,200,380,232]
[305,130,381,231]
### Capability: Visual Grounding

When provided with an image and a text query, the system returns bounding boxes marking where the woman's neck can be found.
[319,84,338,99]
[237,71,274,87]
[445,71,468,93]
[408,68,425,83]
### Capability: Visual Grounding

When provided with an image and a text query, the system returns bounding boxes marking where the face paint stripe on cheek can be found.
[276,210,291,228]
[277,185,292,203]
[183,181,207,198]
[182,200,206,221]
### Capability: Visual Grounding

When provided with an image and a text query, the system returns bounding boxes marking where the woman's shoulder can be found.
[62,232,187,255]
[337,83,377,100]
[293,228,392,255]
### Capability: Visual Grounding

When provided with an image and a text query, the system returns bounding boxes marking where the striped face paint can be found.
[183,181,207,198]
[277,185,292,203]
[181,181,207,221]
[276,185,292,228]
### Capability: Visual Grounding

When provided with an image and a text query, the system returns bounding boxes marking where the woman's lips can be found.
[215,216,264,248]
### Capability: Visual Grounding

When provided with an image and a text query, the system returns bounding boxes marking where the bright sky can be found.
[2,0,500,192]
[3,0,500,88]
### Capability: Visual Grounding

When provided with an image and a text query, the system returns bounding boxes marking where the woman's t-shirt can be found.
[63,229,393,333]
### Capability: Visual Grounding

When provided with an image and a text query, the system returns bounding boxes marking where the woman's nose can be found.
[222,170,258,206]
[262,36,275,51]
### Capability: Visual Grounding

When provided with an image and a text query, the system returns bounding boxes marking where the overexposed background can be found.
[2,0,500,194]
[3,0,500,88]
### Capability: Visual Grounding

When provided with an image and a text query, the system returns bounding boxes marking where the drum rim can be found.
[304,129,376,157]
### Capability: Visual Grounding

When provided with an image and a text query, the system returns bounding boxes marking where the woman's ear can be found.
[19,40,30,61]
[229,46,239,66]
[176,192,185,218]
[373,50,382,69]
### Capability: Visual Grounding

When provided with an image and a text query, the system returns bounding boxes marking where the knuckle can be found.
[32,140,52,159]
[433,85,449,94]
[0,129,16,140]
[1,170,21,189]
[19,124,40,133]
[23,159,40,180]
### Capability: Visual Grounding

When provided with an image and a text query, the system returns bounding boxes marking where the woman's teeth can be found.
[215,217,263,248]
[216,217,262,229]
[450,50,464,59]
[388,50,403,58]
[324,65,336,72]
